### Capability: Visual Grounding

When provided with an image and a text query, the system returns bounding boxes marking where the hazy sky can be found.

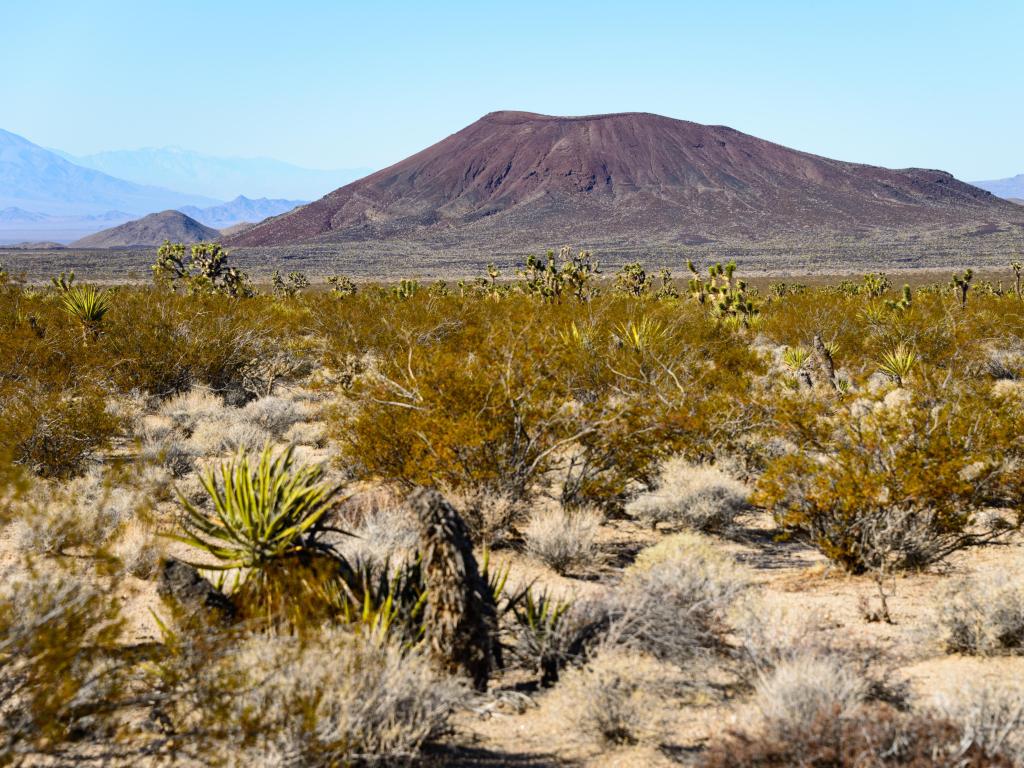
[1,0,1020,180]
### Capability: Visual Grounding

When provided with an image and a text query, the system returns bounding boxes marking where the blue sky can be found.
[1,0,1020,179]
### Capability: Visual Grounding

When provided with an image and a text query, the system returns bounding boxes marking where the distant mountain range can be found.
[0,128,217,218]
[58,146,370,201]
[973,174,1024,199]
[179,196,306,229]
[0,128,317,244]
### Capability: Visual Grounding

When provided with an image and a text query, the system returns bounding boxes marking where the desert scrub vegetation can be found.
[6,248,1024,762]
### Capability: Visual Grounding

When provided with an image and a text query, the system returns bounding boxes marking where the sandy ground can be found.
[5,395,1024,766]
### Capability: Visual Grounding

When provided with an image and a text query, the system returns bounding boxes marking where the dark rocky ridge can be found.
[227,111,1021,250]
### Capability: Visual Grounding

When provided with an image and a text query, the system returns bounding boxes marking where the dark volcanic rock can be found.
[157,557,235,626]
[226,111,1021,249]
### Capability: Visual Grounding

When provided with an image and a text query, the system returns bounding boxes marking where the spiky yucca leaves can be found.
[782,346,811,373]
[58,284,110,333]
[506,586,572,686]
[877,343,918,387]
[175,445,354,629]
[177,445,344,569]
[614,316,666,354]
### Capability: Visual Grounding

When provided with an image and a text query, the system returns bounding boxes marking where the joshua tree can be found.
[886,284,913,314]
[410,488,501,690]
[613,262,651,297]
[950,269,973,310]
[152,241,252,297]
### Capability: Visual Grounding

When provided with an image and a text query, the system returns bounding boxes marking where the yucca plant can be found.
[558,320,595,350]
[782,345,811,372]
[59,284,110,334]
[877,343,918,387]
[859,301,888,327]
[507,585,573,685]
[176,444,345,570]
[173,445,354,629]
[613,316,665,354]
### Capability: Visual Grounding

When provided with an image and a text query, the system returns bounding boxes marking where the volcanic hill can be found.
[226,111,1021,253]
[71,210,220,248]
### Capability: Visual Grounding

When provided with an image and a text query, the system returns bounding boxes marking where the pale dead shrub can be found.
[178,629,464,766]
[189,418,272,455]
[626,457,748,532]
[158,388,225,433]
[241,395,306,438]
[558,652,662,747]
[753,654,869,739]
[524,505,601,574]
[111,519,164,579]
[283,420,327,447]
[936,574,1024,655]
[444,486,525,546]
[601,535,749,666]
[934,682,1024,764]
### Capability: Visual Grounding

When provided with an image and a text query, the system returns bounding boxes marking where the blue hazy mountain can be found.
[63,146,370,201]
[0,129,219,217]
[179,195,307,228]
[972,174,1024,199]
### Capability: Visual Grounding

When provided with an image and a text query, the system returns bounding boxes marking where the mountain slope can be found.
[70,210,220,248]
[973,174,1024,199]
[227,111,1019,250]
[65,146,370,200]
[178,195,306,228]
[0,129,218,217]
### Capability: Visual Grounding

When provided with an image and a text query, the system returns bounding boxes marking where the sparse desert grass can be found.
[6,258,1024,764]
[626,457,749,532]
[524,505,601,574]
[600,534,749,666]
[935,574,1024,655]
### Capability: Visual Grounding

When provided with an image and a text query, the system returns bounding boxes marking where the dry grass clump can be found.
[190,418,273,455]
[933,683,1024,764]
[335,495,420,570]
[523,505,601,574]
[444,486,525,546]
[626,457,749,532]
[699,704,1016,767]
[241,394,307,437]
[0,566,124,763]
[752,654,869,739]
[283,419,327,447]
[601,534,749,666]
[935,574,1024,655]
[165,629,464,766]
[158,387,226,432]
[110,518,164,579]
[9,469,148,557]
[556,652,661,747]
[700,653,1019,767]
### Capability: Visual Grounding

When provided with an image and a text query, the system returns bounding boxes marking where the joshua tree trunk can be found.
[410,488,502,690]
